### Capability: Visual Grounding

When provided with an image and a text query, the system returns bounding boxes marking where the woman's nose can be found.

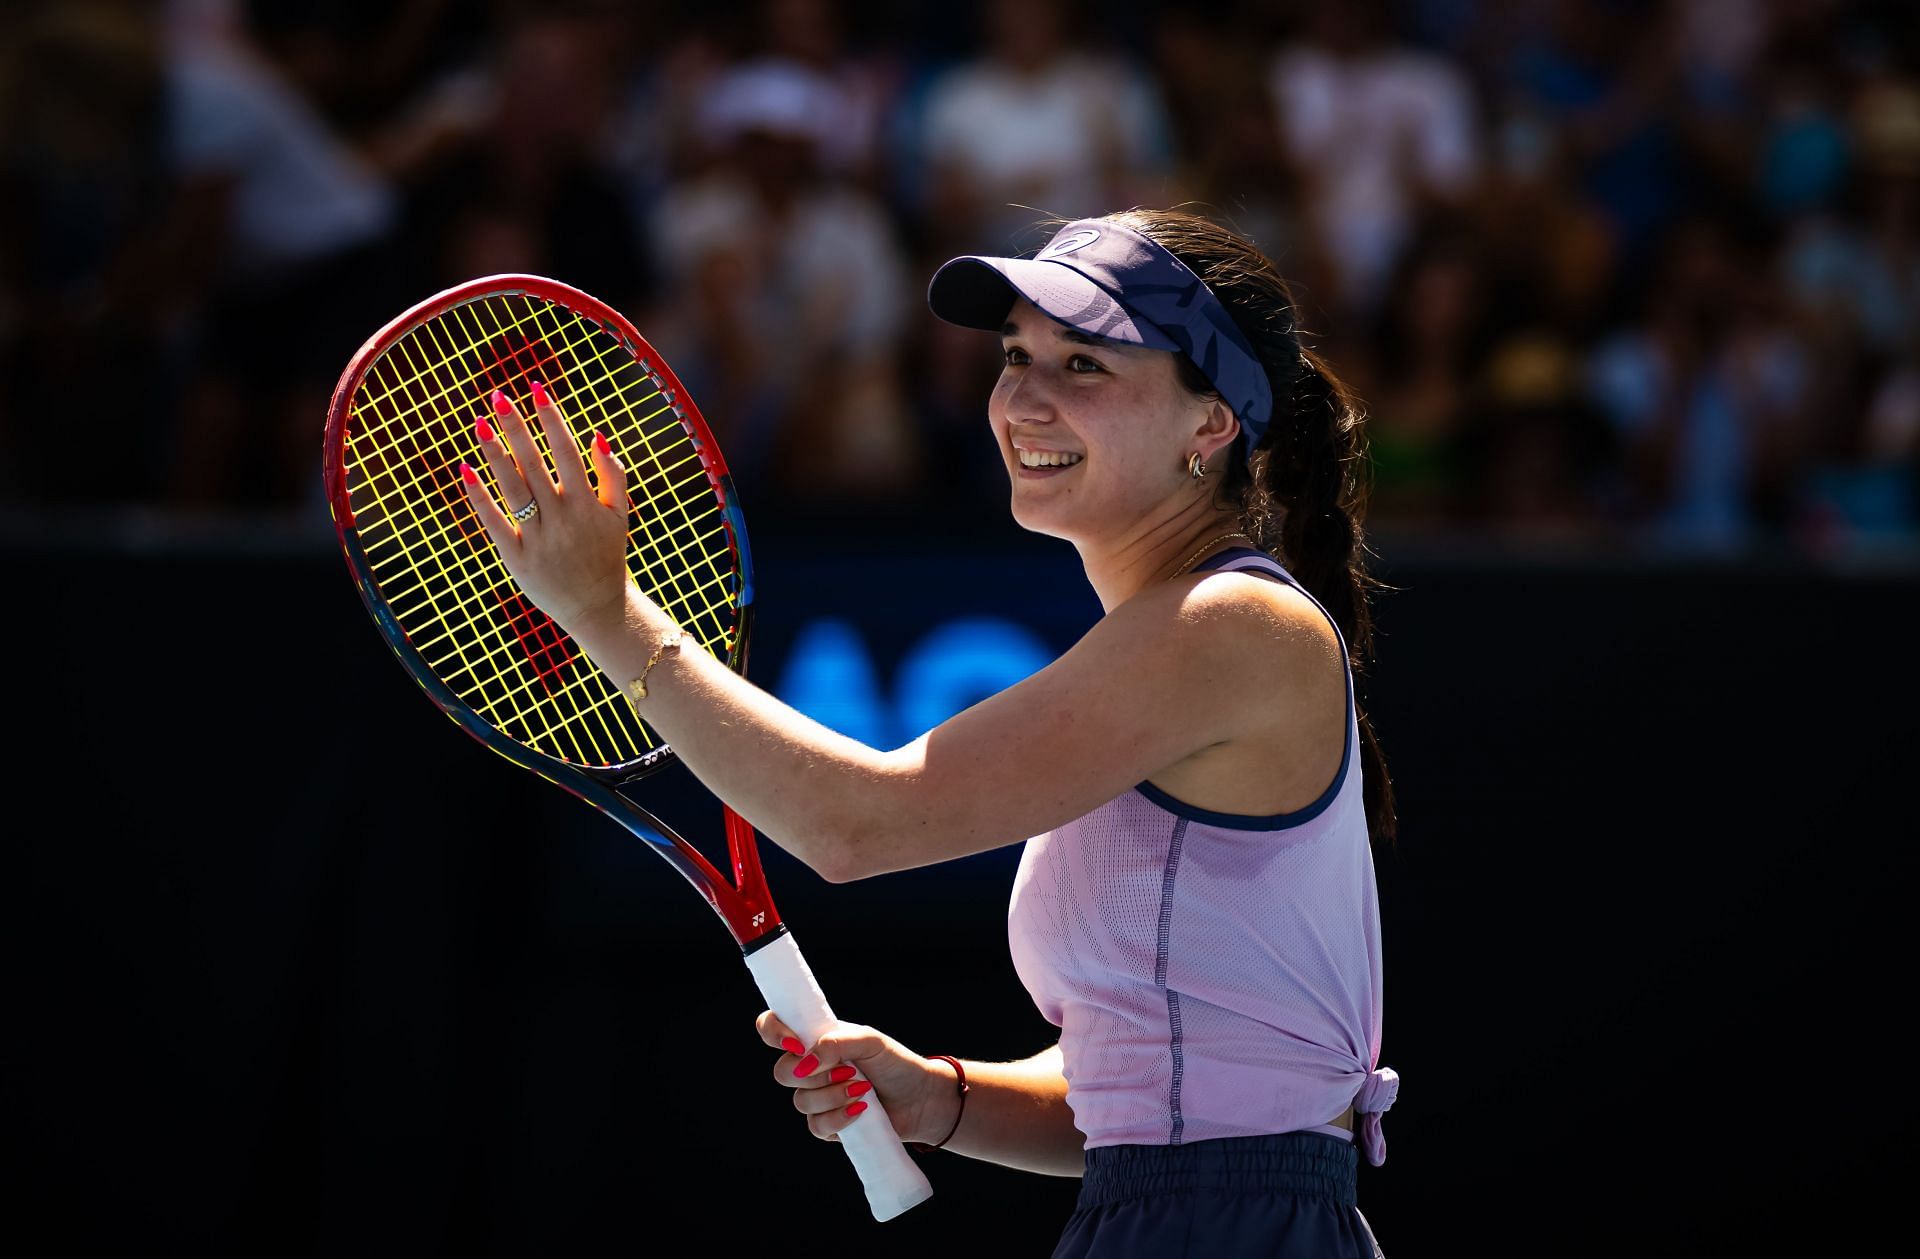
[1003,367,1059,423]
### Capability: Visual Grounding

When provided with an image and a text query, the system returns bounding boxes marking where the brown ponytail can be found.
[1106,208,1398,847]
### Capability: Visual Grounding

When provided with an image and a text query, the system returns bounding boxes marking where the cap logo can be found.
[1038,229,1100,260]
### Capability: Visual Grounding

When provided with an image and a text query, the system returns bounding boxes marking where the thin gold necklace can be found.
[1169,530,1255,579]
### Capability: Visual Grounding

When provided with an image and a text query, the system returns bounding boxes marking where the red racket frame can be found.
[321,274,778,950]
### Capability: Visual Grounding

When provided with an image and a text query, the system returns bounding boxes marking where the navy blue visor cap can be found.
[926,218,1275,452]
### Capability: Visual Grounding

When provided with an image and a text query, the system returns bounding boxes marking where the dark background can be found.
[10,525,1913,1255]
[6,0,1918,1253]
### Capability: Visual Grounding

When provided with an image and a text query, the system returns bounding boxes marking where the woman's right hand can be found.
[755,1010,959,1146]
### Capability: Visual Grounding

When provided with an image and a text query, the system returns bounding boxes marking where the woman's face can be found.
[990,297,1227,543]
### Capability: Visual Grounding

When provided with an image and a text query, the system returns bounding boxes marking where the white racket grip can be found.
[743,931,934,1221]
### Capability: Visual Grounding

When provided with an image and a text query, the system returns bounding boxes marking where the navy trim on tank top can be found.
[1155,815,1190,1145]
[1133,548,1355,832]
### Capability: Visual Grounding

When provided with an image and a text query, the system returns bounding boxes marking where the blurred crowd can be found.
[2,0,1916,552]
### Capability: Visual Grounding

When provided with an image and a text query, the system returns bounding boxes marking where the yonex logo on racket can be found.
[1038,229,1100,259]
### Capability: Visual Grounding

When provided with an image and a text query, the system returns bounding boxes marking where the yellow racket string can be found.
[342,290,742,768]
[361,308,716,597]
[349,297,729,767]
[366,310,611,760]
[412,295,731,758]
[355,307,618,765]
[360,308,732,759]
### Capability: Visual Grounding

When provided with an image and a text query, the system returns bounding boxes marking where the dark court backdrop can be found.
[9,523,1914,1256]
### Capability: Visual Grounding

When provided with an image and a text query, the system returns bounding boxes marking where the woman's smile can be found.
[1012,442,1085,476]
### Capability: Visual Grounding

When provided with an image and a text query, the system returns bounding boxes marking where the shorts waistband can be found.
[1078,1132,1358,1210]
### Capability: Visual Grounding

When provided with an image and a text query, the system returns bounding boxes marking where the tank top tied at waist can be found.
[1007,549,1396,1163]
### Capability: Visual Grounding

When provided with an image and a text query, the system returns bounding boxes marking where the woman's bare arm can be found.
[569,572,1329,882]
[934,1044,1085,1177]
[760,1013,1085,1179]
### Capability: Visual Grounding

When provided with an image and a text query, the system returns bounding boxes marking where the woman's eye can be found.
[1069,355,1104,374]
[1003,346,1030,366]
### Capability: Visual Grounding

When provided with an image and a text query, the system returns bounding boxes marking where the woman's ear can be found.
[1195,400,1241,466]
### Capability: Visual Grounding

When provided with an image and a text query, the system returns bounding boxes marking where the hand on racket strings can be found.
[460,383,636,638]
[757,1011,960,1148]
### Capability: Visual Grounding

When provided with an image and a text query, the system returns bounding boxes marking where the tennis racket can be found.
[321,273,933,1221]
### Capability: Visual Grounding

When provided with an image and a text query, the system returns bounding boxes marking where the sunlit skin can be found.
[457,302,1351,1165]
[992,298,1246,612]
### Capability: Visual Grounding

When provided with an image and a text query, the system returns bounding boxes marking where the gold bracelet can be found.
[624,629,684,710]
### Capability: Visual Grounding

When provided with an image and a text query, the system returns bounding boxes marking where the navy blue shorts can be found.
[1052,1132,1385,1258]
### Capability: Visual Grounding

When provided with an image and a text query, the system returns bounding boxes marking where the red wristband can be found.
[906,1055,969,1153]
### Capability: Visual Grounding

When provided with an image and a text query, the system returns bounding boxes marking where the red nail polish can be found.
[847,1081,872,1099]
[492,389,512,415]
[593,430,611,457]
[781,1037,804,1055]
[476,415,495,443]
[460,462,478,485]
[845,1101,868,1119]
[794,1055,818,1079]
[530,379,550,406]
[828,1065,856,1084]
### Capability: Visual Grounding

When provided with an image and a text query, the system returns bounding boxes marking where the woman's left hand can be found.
[459,382,634,637]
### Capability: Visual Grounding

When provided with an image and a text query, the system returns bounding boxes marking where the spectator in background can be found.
[1588,218,1812,548]
[1495,0,1687,276]
[1462,99,1617,339]
[1753,40,1851,221]
[918,0,1174,254]
[650,59,920,505]
[1267,0,1479,318]
[1464,332,1617,537]
[1665,0,1778,205]
[0,0,408,510]
[196,0,498,142]
[1798,333,1920,548]
[597,10,732,247]
[163,4,402,508]
[1789,75,1920,543]
[1780,78,1920,358]
[168,18,394,284]
[1361,228,1492,526]
[754,0,903,185]
[1147,6,1310,274]
[0,2,183,504]
[623,0,900,197]
[389,7,648,305]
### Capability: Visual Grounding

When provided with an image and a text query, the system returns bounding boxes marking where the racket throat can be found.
[739,922,790,957]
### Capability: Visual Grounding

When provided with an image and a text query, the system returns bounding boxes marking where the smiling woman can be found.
[458,208,1398,1257]
[992,300,1230,547]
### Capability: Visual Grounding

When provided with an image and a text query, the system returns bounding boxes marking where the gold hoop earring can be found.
[1188,451,1207,479]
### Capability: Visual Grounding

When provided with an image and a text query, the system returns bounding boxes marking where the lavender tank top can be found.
[1007,549,1398,1162]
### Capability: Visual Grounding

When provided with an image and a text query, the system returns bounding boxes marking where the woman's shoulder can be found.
[1124,561,1348,815]
[1108,560,1346,699]
[1081,553,1341,680]
[1184,561,1340,649]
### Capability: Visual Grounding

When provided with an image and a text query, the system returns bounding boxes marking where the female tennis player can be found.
[461,208,1397,1257]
